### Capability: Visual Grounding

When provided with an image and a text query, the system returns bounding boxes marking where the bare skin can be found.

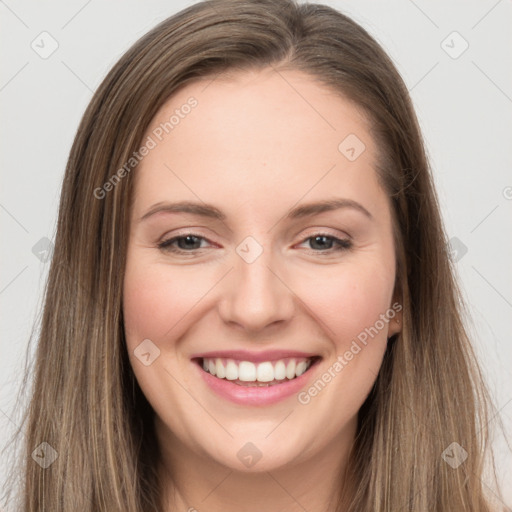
[123,67,402,511]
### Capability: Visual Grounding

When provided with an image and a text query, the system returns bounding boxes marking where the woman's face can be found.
[123,67,401,474]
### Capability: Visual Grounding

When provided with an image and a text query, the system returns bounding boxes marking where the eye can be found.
[298,234,352,253]
[158,233,212,254]
[157,232,352,256]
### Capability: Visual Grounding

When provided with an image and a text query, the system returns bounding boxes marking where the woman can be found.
[6,0,505,510]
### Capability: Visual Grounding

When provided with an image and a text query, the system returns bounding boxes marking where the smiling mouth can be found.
[193,356,322,387]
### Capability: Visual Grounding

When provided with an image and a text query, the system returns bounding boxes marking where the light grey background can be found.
[1,0,511,508]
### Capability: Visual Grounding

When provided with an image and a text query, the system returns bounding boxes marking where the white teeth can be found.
[215,358,226,378]
[200,356,315,383]
[274,360,286,380]
[256,362,274,382]
[285,360,296,380]
[225,360,238,381]
[239,361,256,381]
[295,361,308,377]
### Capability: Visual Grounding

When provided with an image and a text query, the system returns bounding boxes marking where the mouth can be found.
[193,355,322,387]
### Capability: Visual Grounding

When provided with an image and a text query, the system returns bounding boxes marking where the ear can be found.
[387,287,403,339]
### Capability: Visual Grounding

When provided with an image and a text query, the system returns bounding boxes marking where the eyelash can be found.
[157,232,352,255]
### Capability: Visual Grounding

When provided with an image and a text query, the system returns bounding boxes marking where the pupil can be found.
[311,235,332,250]
[179,235,200,250]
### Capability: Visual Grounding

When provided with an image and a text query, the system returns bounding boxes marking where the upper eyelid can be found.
[159,230,350,249]
[159,225,351,242]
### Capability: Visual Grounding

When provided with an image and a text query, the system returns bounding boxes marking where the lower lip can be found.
[193,359,321,406]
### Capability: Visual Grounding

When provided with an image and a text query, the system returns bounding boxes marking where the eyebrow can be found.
[139,198,373,223]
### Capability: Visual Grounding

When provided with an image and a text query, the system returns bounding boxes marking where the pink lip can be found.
[192,357,321,407]
[190,349,319,363]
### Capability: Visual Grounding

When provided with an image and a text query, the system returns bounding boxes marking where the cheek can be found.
[295,258,396,348]
[123,260,206,348]
[292,259,395,422]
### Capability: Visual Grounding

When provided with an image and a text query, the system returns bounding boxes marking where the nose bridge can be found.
[219,236,294,331]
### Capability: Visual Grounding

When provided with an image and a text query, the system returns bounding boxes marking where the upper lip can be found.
[191,349,321,363]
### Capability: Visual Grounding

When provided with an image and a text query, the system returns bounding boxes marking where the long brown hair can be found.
[4,0,504,510]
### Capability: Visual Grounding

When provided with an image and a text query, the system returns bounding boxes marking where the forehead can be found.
[133,67,386,220]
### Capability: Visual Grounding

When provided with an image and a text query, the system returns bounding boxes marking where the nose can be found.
[218,246,295,333]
